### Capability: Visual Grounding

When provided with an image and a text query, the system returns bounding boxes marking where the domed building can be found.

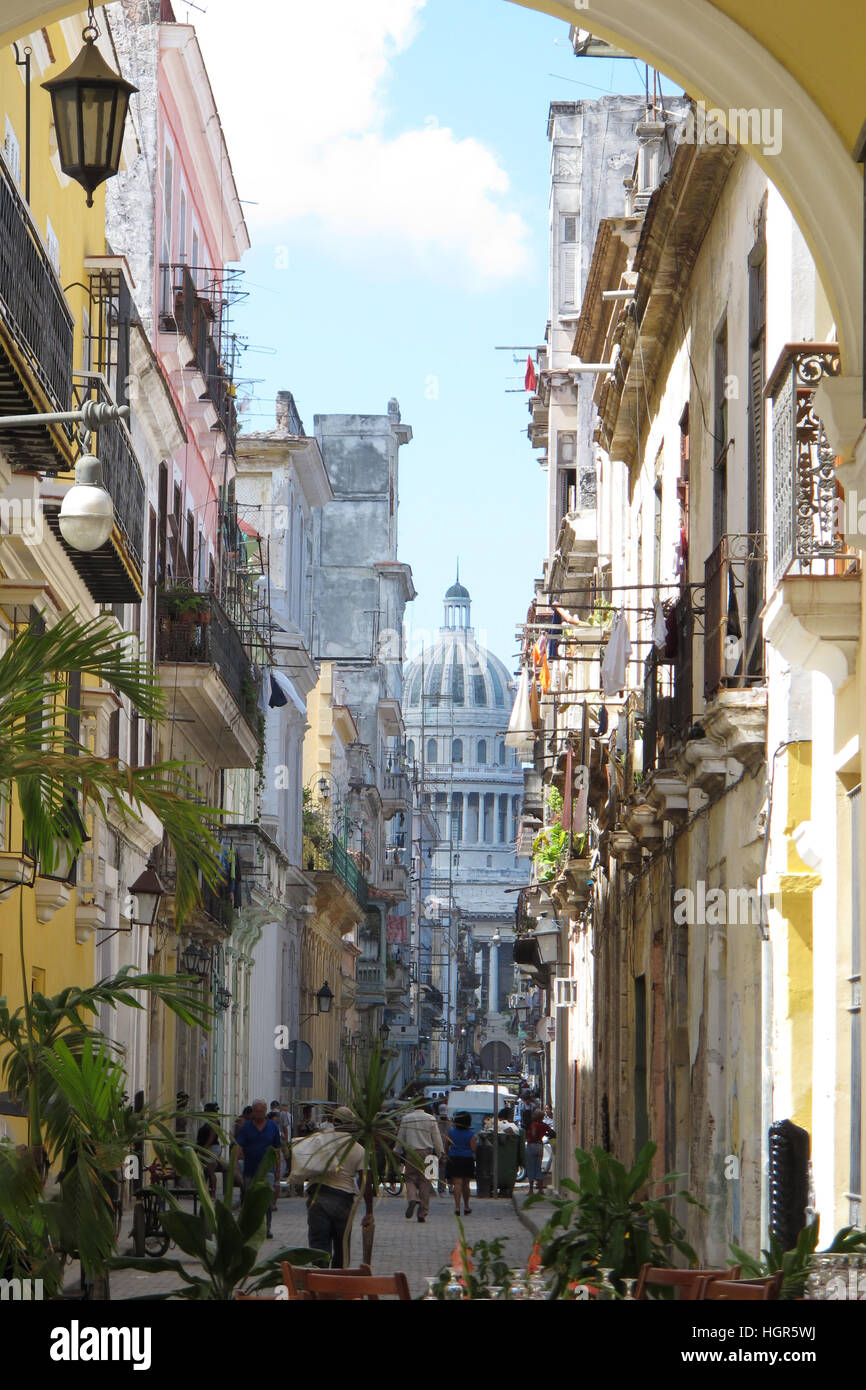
[404,574,525,1075]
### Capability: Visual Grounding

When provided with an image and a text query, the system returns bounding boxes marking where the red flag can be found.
[524,355,537,392]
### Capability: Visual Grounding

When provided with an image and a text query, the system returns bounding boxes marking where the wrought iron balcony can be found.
[159,263,238,455]
[768,343,856,588]
[156,590,261,768]
[642,591,693,775]
[0,149,74,471]
[704,534,766,700]
[302,831,369,909]
[44,373,145,603]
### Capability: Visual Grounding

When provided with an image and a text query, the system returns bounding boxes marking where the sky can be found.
[186,0,659,670]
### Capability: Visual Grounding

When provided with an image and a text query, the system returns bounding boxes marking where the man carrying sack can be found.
[291,1106,372,1268]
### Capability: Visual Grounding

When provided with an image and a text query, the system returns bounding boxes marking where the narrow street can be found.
[107,1190,535,1301]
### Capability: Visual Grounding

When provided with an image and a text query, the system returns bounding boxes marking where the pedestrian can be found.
[445,1111,477,1216]
[436,1104,450,1194]
[196,1101,222,1197]
[303,1106,370,1268]
[395,1103,444,1223]
[525,1106,549,1196]
[234,1099,281,1237]
[295,1104,317,1137]
[497,1106,519,1134]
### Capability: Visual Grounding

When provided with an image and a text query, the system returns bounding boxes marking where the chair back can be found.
[699,1272,783,1301]
[635,1264,741,1301]
[303,1270,412,1301]
[281,1262,372,1300]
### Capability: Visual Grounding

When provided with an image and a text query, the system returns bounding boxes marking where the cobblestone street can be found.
[106,1188,535,1301]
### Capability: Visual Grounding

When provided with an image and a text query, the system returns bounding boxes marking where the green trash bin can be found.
[475,1132,493,1198]
[495,1130,523,1197]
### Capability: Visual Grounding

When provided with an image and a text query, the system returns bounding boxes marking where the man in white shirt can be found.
[395,1104,444,1223]
[304,1106,369,1268]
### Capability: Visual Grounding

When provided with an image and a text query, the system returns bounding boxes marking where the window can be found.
[426,738,437,764]
[562,215,577,242]
[477,739,487,765]
[653,474,663,588]
[178,189,187,262]
[713,316,728,546]
[46,217,60,275]
[3,117,21,186]
[561,246,577,307]
[634,975,649,1153]
[407,739,415,762]
[472,676,487,706]
[452,738,463,763]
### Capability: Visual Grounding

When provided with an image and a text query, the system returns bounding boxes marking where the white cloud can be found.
[190,0,530,282]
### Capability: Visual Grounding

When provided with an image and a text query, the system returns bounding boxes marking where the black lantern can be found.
[127,856,166,928]
[316,981,334,1014]
[180,940,212,979]
[42,6,137,208]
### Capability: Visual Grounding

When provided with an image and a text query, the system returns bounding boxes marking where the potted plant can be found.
[528,1141,703,1298]
[729,1216,866,1300]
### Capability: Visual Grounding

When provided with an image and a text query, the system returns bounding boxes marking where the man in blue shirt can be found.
[235,1098,281,1236]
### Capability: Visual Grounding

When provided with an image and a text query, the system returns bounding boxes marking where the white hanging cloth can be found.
[601,611,632,695]
[505,667,535,758]
[653,600,667,651]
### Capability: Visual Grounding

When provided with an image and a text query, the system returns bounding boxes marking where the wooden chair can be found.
[698,1272,783,1301]
[281,1262,372,1300]
[303,1270,412,1301]
[634,1264,742,1301]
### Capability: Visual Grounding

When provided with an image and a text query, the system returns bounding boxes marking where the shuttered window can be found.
[561,248,577,306]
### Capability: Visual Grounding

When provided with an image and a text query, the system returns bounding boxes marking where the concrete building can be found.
[520,87,863,1264]
[404,577,524,1076]
[311,402,416,1075]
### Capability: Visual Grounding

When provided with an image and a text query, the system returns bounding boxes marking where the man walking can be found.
[303,1106,369,1268]
[235,1098,281,1236]
[395,1103,444,1223]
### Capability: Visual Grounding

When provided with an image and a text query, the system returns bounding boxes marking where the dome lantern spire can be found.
[444,562,471,630]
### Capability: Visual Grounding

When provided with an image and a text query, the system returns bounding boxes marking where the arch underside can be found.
[3,0,862,374]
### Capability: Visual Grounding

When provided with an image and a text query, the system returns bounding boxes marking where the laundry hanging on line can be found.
[601,611,632,695]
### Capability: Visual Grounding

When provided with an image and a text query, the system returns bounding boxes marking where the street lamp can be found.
[180,940,212,979]
[58,450,114,551]
[300,980,335,1022]
[127,856,166,928]
[534,918,561,967]
[42,4,138,208]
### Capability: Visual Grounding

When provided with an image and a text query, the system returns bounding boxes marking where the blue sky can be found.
[191,0,662,668]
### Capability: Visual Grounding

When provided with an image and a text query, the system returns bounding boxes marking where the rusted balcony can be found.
[156,590,261,767]
[159,263,237,455]
[0,149,74,472]
[704,534,766,700]
[302,831,369,911]
[642,591,693,776]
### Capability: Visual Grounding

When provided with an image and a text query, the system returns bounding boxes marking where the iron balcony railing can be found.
[0,148,74,469]
[768,342,855,587]
[156,590,259,733]
[74,373,145,574]
[642,590,693,775]
[704,534,766,700]
[159,263,237,454]
[302,832,369,909]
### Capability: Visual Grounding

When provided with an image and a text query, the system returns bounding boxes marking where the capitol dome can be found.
[404,577,514,712]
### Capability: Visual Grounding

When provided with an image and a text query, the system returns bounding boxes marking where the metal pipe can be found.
[602,289,633,300]
[0,401,130,429]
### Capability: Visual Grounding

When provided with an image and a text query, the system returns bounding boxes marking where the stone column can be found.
[488,934,499,1014]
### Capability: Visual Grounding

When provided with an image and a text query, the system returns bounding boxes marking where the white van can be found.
[445,1090,516,1130]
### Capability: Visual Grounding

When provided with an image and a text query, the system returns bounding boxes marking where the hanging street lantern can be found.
[59,450,115,551]
[127,856,166,928]
[316,981,334,1014]
[41,5,137,209]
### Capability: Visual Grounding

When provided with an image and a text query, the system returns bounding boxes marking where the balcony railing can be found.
[156,591,259,733]
[768,343,853,588]
[302,832,369,909]
[704,534,766,700]
[75,373,145,574]
[642,591,693,775]
[159,263,237,454]
[0,149,74,470]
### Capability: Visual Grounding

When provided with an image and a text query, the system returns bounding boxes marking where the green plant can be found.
[589,600,614,628]
[160,584,203,618]
[532,822,568,881]
[729,1217,866,1300]
[110,1151,328,1299]
[529,1141,703,1298]
[426,1217,515,1299]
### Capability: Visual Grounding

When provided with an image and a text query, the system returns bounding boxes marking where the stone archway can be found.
[9,0,861,388]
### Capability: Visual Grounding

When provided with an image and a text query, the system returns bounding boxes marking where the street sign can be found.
[286,1039,313,1069]
[281,1069,313,1089]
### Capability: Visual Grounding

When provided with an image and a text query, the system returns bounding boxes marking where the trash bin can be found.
[475,1132,493,1198]
[496,1130,523,1197]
